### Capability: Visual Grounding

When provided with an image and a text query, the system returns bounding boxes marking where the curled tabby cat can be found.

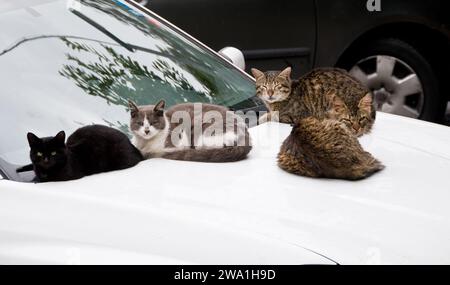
[277,116,384,180]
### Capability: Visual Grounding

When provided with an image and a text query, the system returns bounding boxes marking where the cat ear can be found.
[358,93,373,113]
[128,100,139,117]
[153,100,166,114]
[27,132,41,147]
[54,131,66,145]
[278,67,292,79]
[250,68,265,80]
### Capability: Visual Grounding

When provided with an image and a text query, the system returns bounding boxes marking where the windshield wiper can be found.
[69,8,135,52]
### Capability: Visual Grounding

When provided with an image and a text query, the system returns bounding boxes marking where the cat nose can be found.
[145,130,150,134]
[268,90,274,96]
[352,122,360,131]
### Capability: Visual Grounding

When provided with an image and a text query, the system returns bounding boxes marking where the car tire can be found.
[339,38,444,122]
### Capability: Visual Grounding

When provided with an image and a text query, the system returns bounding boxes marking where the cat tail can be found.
[16,163,34,173]
[162,146,252,162]
[366,157,385,174]
[350,156,385,181]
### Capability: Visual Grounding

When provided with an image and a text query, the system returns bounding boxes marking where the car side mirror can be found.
[218,47,246,70]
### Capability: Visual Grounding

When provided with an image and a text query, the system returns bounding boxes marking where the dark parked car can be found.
[141,0,450,123]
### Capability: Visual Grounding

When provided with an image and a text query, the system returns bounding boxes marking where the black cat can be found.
[20,125,143,182]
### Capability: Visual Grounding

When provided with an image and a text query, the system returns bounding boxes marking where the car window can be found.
[0,0,260,173]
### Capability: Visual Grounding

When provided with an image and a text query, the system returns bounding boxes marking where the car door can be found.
[145,0,317,78]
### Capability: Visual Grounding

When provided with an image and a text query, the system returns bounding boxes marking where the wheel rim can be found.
[349,55,424,118]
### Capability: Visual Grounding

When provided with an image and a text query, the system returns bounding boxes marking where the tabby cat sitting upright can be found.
[21,125,142,182]
[252,67,375,137]
[128,100,252,162]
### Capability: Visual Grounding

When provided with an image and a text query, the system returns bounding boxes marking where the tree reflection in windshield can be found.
[0,0,259,175]
[60,0,252,108]
[59,37,201,107]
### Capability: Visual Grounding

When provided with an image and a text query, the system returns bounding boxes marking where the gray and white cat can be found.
[128,100,252,162]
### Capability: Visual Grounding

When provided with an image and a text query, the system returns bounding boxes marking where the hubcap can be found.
[349,55,424,118]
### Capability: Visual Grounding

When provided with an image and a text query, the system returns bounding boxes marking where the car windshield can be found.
[0,0,261,179]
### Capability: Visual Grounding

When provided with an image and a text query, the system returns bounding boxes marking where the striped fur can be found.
[253,67,376,137]
[252,67,383,180]
[278,117,384,180]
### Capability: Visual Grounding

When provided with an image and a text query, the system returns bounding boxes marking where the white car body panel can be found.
[1,112,450,264]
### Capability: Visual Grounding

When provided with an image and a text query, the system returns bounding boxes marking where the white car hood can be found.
[1,113,450,264]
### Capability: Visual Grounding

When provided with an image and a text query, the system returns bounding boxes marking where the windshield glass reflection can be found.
[0,0,259,169]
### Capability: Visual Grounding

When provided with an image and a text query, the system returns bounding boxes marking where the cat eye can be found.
[36,152,43,157]
[138,122,144,126]
[51,151,57,156]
